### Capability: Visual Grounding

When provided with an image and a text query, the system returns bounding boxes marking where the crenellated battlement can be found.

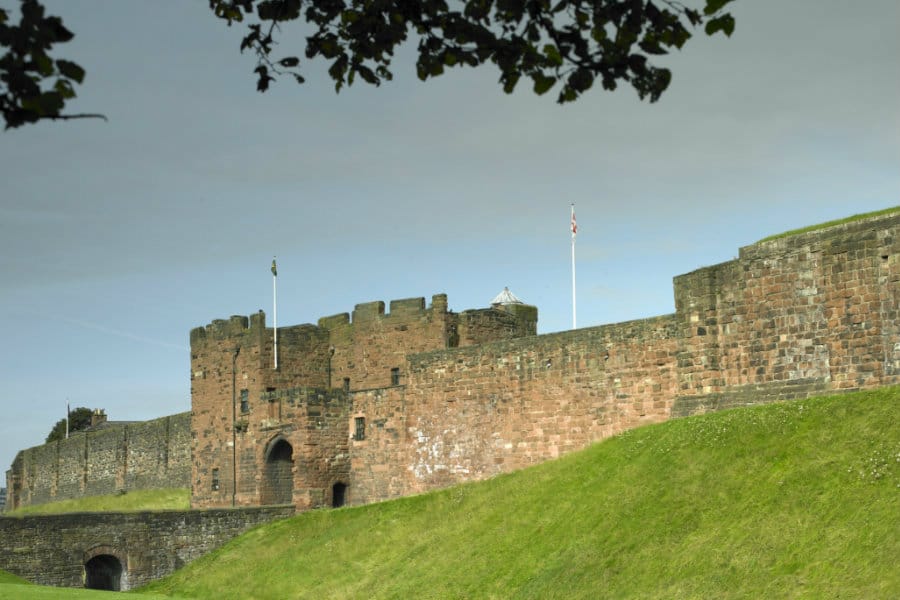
[10,207,900,518]
[187,290,537,509]
[190,311,267,344]
[349,295,447,322]
[193,294,458,346]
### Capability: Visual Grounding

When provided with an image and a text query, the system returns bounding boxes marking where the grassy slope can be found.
[0,584,175,600]
[4,488,189,516]
[757,205,900,243]
[140,387,899,599]
[0,570,29,585]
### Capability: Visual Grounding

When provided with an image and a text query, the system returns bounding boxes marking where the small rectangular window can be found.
[240,389,249,413]
[354,417,365,441]
[211,468,220,491]
[390,368,400,386]
[343,378,350,392]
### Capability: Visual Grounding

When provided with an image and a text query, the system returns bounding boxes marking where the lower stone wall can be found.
[670,378,835,417]
[5,412,190,511]
[0,506,294,589]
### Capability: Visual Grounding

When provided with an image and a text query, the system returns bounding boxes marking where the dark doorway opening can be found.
[262,438,294,505]
[84,554,123,591]
[332,482,347,507]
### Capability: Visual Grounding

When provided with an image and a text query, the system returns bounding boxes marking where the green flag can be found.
[271,259,277,277]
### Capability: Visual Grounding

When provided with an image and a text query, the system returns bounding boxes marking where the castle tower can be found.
[189,293,539,510]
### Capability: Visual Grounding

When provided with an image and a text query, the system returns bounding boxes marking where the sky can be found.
[1,0,898,480]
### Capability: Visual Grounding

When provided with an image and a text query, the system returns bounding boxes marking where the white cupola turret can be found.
[491,287,524,307]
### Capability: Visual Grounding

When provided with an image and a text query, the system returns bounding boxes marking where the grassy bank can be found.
[141,387,898,599]
[0,584,174,600]
[757,205,899,243]
[4,488,189,516]
[0,570,29,585]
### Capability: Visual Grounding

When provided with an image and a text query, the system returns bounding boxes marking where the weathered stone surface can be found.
[191,210,900,509]
[8,210,900,519]
[0,506,293,589]
[189,294,537,509]
[5,413,190,511]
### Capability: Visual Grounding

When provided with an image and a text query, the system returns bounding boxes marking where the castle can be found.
[7,210,900,512]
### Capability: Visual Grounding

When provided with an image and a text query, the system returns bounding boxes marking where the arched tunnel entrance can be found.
[262,437,294,505]
[84,554,123,591]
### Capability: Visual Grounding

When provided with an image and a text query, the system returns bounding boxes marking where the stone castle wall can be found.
[188,294,537,508]
[7,210,900,514]
[0,506,294,589]
[349,211,900,503]
[352,316,681,501]
[5,413,190,511]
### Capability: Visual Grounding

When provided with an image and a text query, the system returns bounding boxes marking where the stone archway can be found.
[262,437,293,505]
[83,545,125,591]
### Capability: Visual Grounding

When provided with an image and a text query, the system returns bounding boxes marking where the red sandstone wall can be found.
[190,293,537,508]
[321,295,454,391]
[190,314,267,508]
[189,297,455,507]
[455,304,539,347]
[671,211,900,414]
[190,211,900,511]
[351,316,679,502]
[349,211,900,504]
[348,387,408,504]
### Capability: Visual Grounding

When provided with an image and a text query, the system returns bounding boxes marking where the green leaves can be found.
[56,59,85,83]
[703,0,735,36]
[705,14,735,37]
[2,0,742,130]
[1,0,101,128]
[542,44,563,67]
[532,73,555,95]
[254,64,273,91]
[21,90,64,115]
[201,0,739,107]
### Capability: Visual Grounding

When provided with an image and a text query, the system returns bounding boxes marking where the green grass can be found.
[0,570,29,585]
[4,488,189,516]
[137,387,899,599]
[0,583,176,599]
[758,205,900,243]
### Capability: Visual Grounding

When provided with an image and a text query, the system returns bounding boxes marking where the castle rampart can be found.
[5,413,190,511]
[7,209,900,516]
[345,210,900,504]
[351,314,681,500]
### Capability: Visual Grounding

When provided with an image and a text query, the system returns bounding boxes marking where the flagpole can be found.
[65,399,70,439]
[272,258,278,370]
[571,204,577,330]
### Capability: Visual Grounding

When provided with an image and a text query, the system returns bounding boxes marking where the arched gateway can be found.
[262,437,294,505]
[83,545,125,591]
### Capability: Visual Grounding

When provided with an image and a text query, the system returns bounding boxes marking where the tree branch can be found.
[39,112,108,123]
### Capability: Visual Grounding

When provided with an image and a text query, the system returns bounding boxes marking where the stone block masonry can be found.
[0,506,294,589]
[5,413,190,511]
[189,294,536,509]
[354,315,681,499]
[350,210,900,503]
[7,208,900,518]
